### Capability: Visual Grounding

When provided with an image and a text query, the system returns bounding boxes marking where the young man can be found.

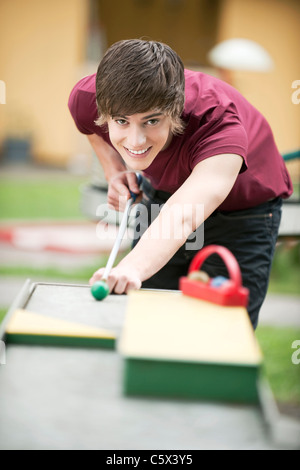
[68,39,292,329]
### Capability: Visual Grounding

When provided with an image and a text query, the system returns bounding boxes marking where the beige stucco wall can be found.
[0,0,298,167]
[0,0,89,166]
[217,0,300,155]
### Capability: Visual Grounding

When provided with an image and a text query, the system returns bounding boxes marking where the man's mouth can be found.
[124,146,152,156]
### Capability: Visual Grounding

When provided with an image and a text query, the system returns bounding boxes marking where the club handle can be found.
[129,173,143,201]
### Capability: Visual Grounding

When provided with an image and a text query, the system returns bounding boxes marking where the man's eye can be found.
[115,119,127,125]
[146,119,159,126]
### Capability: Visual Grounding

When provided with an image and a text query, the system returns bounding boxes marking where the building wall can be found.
[98,0,220,67]
[218,0,300,155]
[0,0,298,167]
[0,0,89,166]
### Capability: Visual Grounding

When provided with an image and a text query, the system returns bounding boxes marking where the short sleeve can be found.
[188,104,248,173]
[68,79,99,135]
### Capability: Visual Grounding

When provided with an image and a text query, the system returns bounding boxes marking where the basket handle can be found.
[188,245,242,287]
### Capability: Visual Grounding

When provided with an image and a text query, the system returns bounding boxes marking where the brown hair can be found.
[95,39,185,134]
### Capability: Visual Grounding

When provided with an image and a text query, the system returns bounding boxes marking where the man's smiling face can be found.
[107,111,173,170]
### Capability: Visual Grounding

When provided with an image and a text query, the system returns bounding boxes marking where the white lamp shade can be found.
[208,38,274,72]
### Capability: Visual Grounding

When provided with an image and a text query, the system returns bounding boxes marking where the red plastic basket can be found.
[179,245,249,307]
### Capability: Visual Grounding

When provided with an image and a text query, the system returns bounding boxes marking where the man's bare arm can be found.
[90,153,243,292]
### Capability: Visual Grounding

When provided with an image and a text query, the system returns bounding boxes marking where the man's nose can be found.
[127,125,146,148]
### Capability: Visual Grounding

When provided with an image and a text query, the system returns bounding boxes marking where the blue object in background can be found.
[2,137,32,163]
[210,276,228,288]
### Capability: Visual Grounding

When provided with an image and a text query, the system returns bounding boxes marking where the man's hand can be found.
[89,265,142,294]
[107,171,142,212]
[87,134,142,211]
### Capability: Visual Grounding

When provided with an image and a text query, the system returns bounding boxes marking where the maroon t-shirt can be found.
[68,69,292,210]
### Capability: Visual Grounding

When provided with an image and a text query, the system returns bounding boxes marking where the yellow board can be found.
[6,309,115,340]
[120,290,262,365]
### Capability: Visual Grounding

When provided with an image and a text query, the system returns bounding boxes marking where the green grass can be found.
[269,242,300,296]
[0,264,104,283]
[0,308,7,324]
[256,325,300,406]
[0,176,86,220]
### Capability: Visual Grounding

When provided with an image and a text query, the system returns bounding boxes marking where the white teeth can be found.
[126,147,150,155]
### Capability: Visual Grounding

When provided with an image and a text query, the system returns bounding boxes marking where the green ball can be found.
[91,281,110,301]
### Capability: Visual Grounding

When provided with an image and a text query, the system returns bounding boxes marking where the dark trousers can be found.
[132,182,282,329]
